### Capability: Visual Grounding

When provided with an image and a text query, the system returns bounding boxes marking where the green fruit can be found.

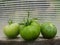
[41,22,57,39]
[20,12,40,41]
[53,0,60,1]
[20,20,40,41]
[3,23,20,38]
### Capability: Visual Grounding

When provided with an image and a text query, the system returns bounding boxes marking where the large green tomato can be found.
[41,22,57,39]
[20,20,41,41]
[3,23,20,38]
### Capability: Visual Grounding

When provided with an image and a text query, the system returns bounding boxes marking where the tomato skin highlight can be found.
[41,22,57,39]
[3,23,20,38]
[20,21,41,41]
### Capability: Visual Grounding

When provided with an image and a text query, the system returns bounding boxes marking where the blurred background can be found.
[0,0,60,37]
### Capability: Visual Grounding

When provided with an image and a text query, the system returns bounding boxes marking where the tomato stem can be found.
[8,19,13,25]
[27,11,29,19]
[25,11,31,26]
[27,11,30,25]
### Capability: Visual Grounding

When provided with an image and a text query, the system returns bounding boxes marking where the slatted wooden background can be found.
[0,0,60,37]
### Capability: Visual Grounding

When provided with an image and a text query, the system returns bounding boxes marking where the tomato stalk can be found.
[24,11,31,26]
[8,19,13,25]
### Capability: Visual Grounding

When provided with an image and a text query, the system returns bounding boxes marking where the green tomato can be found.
[3,23,20,38]
[41,22,57,39]
[53,0,60,1]
[20,20,41,41]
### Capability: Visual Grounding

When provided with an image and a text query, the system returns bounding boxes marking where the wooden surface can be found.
[0,36,60,45]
